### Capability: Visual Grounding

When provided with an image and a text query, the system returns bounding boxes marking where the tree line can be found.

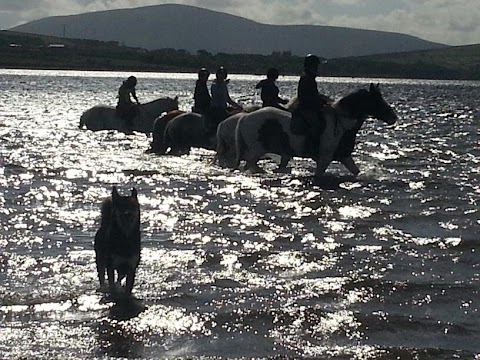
[1,30,478,80]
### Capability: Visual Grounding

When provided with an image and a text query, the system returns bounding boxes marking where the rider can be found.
[116,75,140,127]
[192,68,211,115]
[255,67,289,110]
[210,66,242,130]
[294,54,332,156]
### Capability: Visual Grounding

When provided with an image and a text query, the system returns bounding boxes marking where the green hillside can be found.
[0,30,479,80]
[326,44,480,80]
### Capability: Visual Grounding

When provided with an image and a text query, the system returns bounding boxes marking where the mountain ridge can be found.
[10,3,446,58]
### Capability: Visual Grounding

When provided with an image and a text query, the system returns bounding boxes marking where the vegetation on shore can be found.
[1,30,479,80]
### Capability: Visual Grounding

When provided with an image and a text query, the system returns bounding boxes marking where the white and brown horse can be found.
[79,96,179,133]
[214,101,296,168]
[234,84,397,178]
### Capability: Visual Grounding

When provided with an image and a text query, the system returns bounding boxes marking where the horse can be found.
[153,105,261,156]
[79,96,179,133]
[147,109,185,153]
[214,101,297,168]
[234,84,398,178]
[162,112,215,155]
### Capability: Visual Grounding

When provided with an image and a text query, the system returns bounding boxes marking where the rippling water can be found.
[0,69,479,359]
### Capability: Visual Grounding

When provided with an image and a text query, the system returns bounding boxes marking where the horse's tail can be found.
[79,112,86,129]
[149,114,170,154]
[162,122,174,155]
[234,117,248,170]
[212,121,228,165]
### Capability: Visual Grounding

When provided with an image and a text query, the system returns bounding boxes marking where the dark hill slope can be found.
[327,44,480,79]
[10,4,446,58]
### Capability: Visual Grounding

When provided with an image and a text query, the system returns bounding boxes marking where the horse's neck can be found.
[145,98,172,110]
[142,99,161,111]
[332,102,363,131]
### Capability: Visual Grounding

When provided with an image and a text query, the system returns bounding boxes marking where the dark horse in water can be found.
[234,84,398,178]
[148,105,260,155]
[79,96,179,133]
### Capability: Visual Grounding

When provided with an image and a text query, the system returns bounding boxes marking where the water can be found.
[0,69,479,359]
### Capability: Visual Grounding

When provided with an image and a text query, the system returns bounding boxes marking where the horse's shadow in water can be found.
[261,173,359,190]
[93,292,146,359]
[99,291,146,321]
[310,174,359,189]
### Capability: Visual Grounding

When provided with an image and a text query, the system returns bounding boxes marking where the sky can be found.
[1,0,479,46]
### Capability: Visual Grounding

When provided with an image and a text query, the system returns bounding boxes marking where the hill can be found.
[0,30,478,80]
[9,3,446,58]
[325,44,480,79]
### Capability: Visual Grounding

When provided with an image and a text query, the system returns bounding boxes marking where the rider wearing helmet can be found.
[294,54,332,156]
[255,67,289,109]
[210,66,242,130]
[298,54,330,110]
[193,68,211,115]
[116,75,140,127]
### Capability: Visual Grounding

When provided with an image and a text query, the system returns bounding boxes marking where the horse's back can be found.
[80,105,115,130]
[167,112,203,130]
[235,107,295,163]
[164,112,206,150]
[238,107,292,137]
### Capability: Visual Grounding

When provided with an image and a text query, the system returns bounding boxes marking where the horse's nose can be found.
[387,112,398,125]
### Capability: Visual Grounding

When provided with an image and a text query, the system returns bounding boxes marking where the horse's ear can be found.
[112,186,120,200]
[131,187,138,199]
[370,83,380,93]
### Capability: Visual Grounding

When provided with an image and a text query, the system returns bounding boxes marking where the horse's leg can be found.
[314,153,333,178]
[224,146,237,168]
[245,159,264,173]
[279,156,290,168]
[216,137,233,167]
[339,156,360,176]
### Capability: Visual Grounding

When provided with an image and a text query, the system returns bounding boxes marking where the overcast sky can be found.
[1,0,479,46]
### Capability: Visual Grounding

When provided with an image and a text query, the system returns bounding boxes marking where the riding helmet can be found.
[304,54,320,70]
[216,66,227,77]
[127,75,137,86]
[267,68,280,79]
[198,68,210,77]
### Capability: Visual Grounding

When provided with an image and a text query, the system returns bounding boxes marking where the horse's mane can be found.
[334,88,374,119]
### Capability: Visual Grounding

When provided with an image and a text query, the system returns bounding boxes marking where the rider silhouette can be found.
[116,75,140,128]
[255,68,288,110]
[293,54,332,157]
[192,68,211,115]
[210,66,242,130]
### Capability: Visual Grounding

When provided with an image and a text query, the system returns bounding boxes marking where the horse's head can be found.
[338,84,397,125]
[364,83,397,125]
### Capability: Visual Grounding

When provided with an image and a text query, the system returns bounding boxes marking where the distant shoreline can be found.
[1,30,479,80]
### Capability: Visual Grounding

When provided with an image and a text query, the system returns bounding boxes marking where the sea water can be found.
[0,69,479,359]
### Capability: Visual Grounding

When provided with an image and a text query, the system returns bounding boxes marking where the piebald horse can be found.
[234,84,397,178]
[215,100,297,168]
[79,96,179,133]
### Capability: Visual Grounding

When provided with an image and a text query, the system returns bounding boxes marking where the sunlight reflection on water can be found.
[0,70,479,359]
